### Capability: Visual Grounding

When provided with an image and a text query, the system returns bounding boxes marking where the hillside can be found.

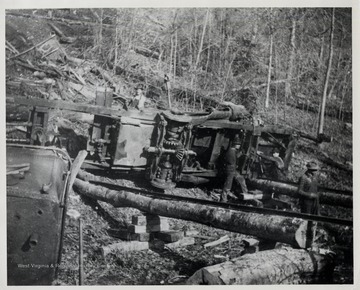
[5,8,353,286]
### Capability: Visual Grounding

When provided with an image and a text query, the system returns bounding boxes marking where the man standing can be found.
[130,86,147,111]
[257,147,285,180]
[298,161,319,248]
[221,134,248,202]
[298,161,320,215]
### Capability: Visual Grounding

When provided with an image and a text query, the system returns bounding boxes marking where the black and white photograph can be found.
[3,1,357,287]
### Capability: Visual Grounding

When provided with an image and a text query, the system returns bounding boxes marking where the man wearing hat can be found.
[130,85,147,111]
[298,161,320,215]
[221,134,249,202]
[257,147,285,180]
[298,161,320,248]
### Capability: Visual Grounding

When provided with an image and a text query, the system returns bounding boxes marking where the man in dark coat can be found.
[221,134,248,202]
[298,161,320,248]
[298,161,320,214]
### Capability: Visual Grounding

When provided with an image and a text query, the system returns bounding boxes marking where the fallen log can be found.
[318,152,352,173]
[254,178,352,196]
[187,247,335,285]
[248,179,352,208]
[9,35,56,60]
[73,178,310,248]
[102,241,150,257]
[298,131,333,143]
[133,46,161,60]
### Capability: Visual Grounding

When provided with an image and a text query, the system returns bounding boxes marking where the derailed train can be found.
[12,89,297,189]
[6,91,298,285]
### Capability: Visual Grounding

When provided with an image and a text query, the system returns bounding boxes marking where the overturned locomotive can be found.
[9,90,297,190]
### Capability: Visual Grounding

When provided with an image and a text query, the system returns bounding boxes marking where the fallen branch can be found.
[48,22,65,37]
[6,40,19,54]
[9,35,56,60]
[6,11,116,29]
[204,235,230,248]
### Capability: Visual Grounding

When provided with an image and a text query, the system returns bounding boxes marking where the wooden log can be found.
[248,179,352,208]
[133,46,161,60]
[131,214,165,226]
[7,95,124,118]
[318,151,352,173]
[298,131,333,143]
[73,178,310,248]
[187,248,335,285]
[127,222,170,233]
[101,241,149,257]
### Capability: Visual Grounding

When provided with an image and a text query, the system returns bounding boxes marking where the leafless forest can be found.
[6,7,353,286]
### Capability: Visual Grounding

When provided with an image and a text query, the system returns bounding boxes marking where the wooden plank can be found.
[68,82,95,99]
[131,214,166,226]
[107,229,151,242]
[153,231,185,243]
[128,221,170,233]
[184,230,200,237]
[9,95,123,117]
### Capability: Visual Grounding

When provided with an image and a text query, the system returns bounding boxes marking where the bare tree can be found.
[265,8,274,108]
[284,10,297,119]
[318,8,335,135]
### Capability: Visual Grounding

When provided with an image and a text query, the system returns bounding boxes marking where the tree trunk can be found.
[97,9,103,54]
[73,178,309,248]
[265,8,273,109]
[248,179,352,208]
[318,8,335,135]
[169,35,173,75]
[284,12,297,111]
[187,247,335,285]
[113,9,119,74]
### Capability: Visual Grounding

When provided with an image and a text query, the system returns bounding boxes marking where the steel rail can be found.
[88,180,353,227]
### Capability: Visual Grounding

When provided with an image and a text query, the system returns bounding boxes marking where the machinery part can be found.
[148,111,193,189]
[7,145,71,285]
